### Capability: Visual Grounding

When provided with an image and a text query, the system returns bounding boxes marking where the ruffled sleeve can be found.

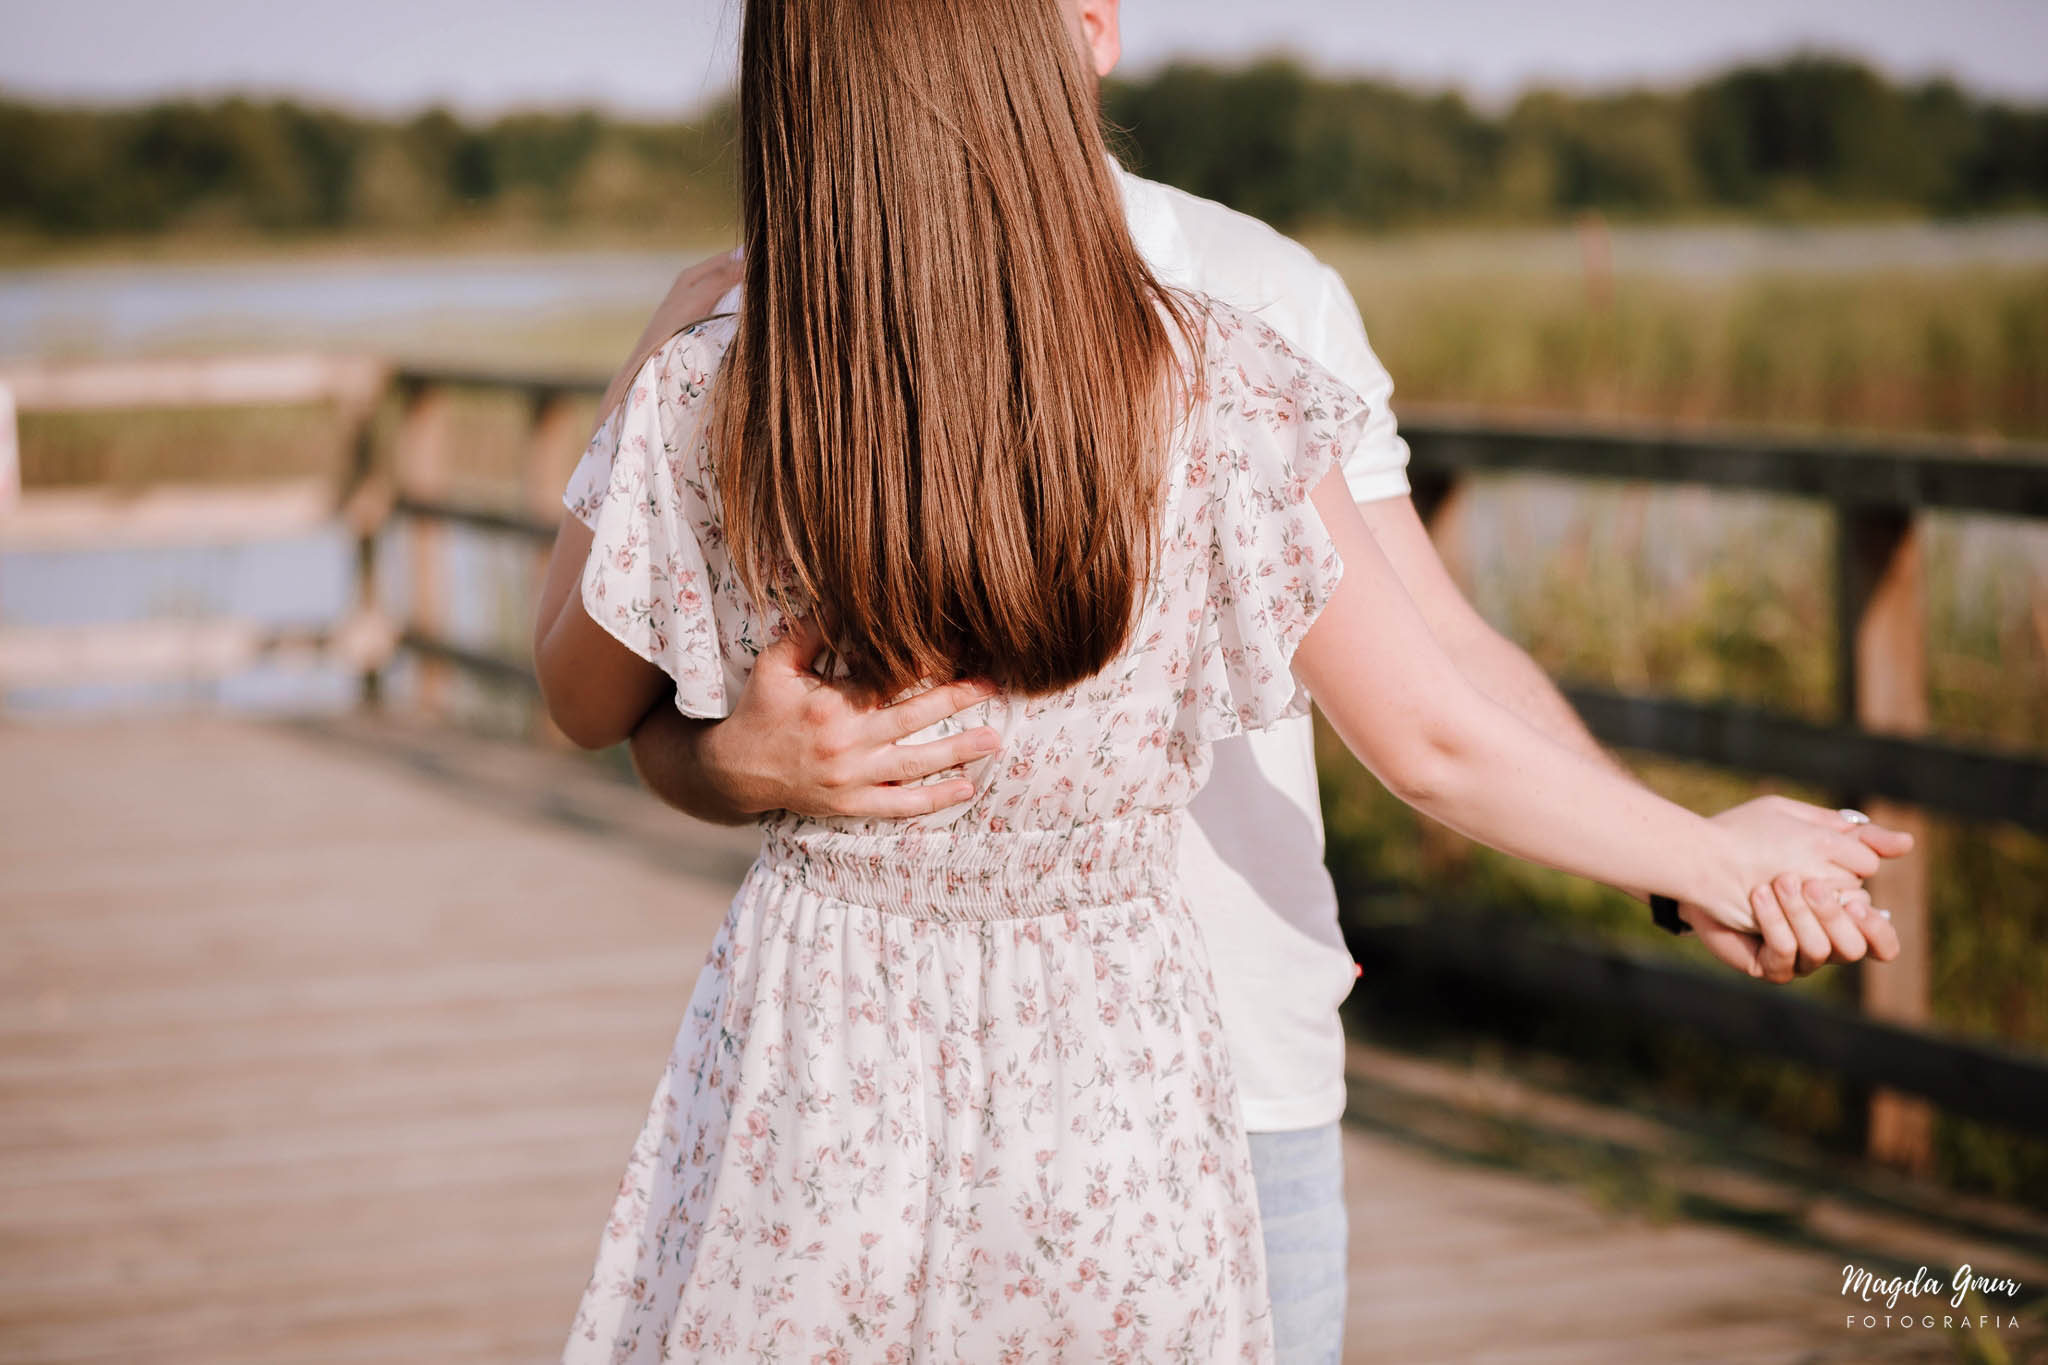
[568,319,741,719]
[1181,301,1368,740]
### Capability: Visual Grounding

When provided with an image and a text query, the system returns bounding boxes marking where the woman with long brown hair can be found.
[534,1,1887,1358]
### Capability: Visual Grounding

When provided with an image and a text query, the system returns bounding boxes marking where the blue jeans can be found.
[1247,1122,1347,1365]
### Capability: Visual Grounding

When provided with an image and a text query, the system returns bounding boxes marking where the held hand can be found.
[700,617,1000,819]
[1681,796,1912,981]
[1682,886,1899,982]
[1760,877,1902,980]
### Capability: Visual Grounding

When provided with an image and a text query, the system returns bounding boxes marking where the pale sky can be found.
[2,0,2044,116]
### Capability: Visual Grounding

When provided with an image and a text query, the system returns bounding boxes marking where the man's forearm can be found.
[1447,623,1632,778]
[626,702,757,827]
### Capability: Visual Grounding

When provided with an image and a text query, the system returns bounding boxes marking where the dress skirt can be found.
[561,812,1274,1364]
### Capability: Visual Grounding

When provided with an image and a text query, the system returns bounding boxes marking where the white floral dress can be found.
[559,297,1364,1365]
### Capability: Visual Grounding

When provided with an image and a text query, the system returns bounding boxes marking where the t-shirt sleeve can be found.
[1306,264,1410,505]
[570,322,736,719]
[1184,302,1368,741]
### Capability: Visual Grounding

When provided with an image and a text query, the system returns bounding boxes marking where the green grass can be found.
[1312,251,2048,442]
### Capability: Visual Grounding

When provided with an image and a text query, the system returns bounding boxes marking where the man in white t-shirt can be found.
[568,4,1900,1359]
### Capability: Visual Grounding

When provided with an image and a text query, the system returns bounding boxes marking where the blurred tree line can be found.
[1104,54,2048,228]
[2,53,2043,243]
[0,98,737,241]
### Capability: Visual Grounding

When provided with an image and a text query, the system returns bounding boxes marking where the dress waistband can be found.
[755,812,1181,922]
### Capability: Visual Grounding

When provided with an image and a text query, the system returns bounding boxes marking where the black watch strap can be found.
[1650,893,1691,936]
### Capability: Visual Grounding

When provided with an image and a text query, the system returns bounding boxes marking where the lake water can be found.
[0,248,718,367]
[5,216,2047,361]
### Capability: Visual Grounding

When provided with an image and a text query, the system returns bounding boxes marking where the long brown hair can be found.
[713,0,1194,698]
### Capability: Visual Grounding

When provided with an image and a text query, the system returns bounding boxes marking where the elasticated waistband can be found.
[754,812,1180,921]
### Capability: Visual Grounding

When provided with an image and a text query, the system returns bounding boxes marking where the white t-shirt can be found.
[646,169,1410,1133]
[1115,165,1412,1133]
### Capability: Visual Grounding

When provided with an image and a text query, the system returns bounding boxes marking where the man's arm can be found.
[626,619,999,825]
[625,708,754,827]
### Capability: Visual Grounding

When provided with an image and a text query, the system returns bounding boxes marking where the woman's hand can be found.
[1670,799,1908,980]
[1690,795,1914,938]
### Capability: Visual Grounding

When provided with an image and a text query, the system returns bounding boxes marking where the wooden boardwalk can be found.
[3,716,2042,1364]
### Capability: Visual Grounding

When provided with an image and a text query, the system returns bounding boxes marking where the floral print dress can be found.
[559,297,1364,1365]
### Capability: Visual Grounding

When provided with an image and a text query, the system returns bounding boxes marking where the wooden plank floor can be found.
[2,716,2040,1364]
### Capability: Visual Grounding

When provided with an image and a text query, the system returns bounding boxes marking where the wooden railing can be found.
[1406,416,2048,1170]
[377,365,600,711]
[3,355,2044,1167]
[0,354,395,688]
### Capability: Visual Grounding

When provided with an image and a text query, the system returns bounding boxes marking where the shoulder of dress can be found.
[648,314,739,381]
[616,315,737,427]
[1184,294,1308,376]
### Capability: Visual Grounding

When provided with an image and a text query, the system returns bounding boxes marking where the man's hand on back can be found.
[630,618,1002,823]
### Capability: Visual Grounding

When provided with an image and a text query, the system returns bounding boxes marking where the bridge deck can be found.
[2,716,2039,1364]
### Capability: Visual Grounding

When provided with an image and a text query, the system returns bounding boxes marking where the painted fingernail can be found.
[1877,909,1892,920]
[1838,808,1870,825]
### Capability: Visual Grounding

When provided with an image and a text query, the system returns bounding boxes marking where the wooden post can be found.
[1836,506,1934,1175]
[523,388,583,748]
[0,382,13,718]
[396,383,454,716]
[339,383,390,711]
[522,388,585,523]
